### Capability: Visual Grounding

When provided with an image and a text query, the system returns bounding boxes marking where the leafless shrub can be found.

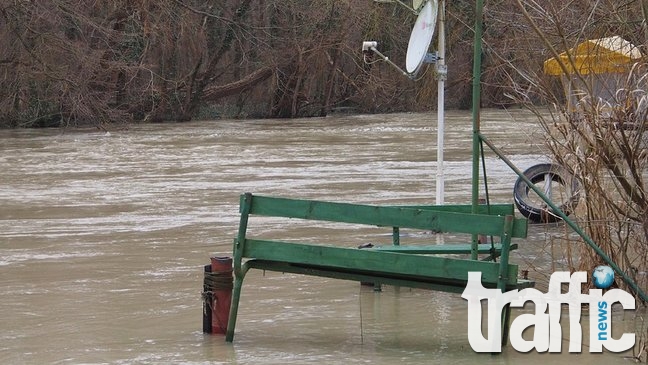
[484,0,648,359]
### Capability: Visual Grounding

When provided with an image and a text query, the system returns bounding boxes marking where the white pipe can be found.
[368,46,410,78]
[372,0,418,14]
[436,0,446,205]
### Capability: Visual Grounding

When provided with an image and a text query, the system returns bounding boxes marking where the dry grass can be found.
[519,67,648,361]
[489,2,648,355]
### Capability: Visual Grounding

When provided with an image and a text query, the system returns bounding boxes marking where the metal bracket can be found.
[423,52,439,64]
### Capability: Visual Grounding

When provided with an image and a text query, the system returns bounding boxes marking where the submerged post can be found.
[203,256,233,335]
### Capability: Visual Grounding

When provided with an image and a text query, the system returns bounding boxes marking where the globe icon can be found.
[592,265,615,289]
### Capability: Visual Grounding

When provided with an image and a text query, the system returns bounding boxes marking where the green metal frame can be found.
[225,193,532,342]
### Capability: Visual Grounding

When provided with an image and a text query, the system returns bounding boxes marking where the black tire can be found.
[513,163,580,223]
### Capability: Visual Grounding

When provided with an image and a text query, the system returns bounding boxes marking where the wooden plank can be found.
[241,239,520,285]
[244,259,530,291]
[245,260,477,292]
[242,194,527,238]
[370,243,518,254]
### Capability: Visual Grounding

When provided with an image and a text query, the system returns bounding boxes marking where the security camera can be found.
[362,41,378,52]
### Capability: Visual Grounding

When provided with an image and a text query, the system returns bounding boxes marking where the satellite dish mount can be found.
[363,0,439,79]
[363,0,448,205]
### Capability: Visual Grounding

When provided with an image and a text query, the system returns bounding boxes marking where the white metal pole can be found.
[436,0,446,205]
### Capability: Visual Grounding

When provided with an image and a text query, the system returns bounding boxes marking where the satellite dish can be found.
[405,0,438,75]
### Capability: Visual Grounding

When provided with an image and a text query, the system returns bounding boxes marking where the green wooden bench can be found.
[225,193,533,342]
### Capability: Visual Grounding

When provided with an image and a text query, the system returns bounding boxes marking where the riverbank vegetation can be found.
[0,1,411,128]
[3,0,640,129]
[501,1,648,360]
[502,0,647,287]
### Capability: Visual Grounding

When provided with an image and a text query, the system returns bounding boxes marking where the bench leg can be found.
[225,271,245,342]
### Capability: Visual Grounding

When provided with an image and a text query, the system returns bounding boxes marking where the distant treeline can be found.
[0,1,645,128]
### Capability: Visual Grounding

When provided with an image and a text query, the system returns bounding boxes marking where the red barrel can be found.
[209,256,233,334]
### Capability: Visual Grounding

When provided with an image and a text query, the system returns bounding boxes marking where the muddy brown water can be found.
[0,110,642,364]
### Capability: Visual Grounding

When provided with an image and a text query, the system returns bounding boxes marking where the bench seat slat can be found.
[394,204,514,216]
[242,239,520,286]
[246,260,504,292]
[370,243,518,255]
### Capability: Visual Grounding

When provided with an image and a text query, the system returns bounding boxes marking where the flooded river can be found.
[0,109,642,364]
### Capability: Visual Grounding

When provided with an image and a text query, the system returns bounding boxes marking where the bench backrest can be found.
[238,193,527,239]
